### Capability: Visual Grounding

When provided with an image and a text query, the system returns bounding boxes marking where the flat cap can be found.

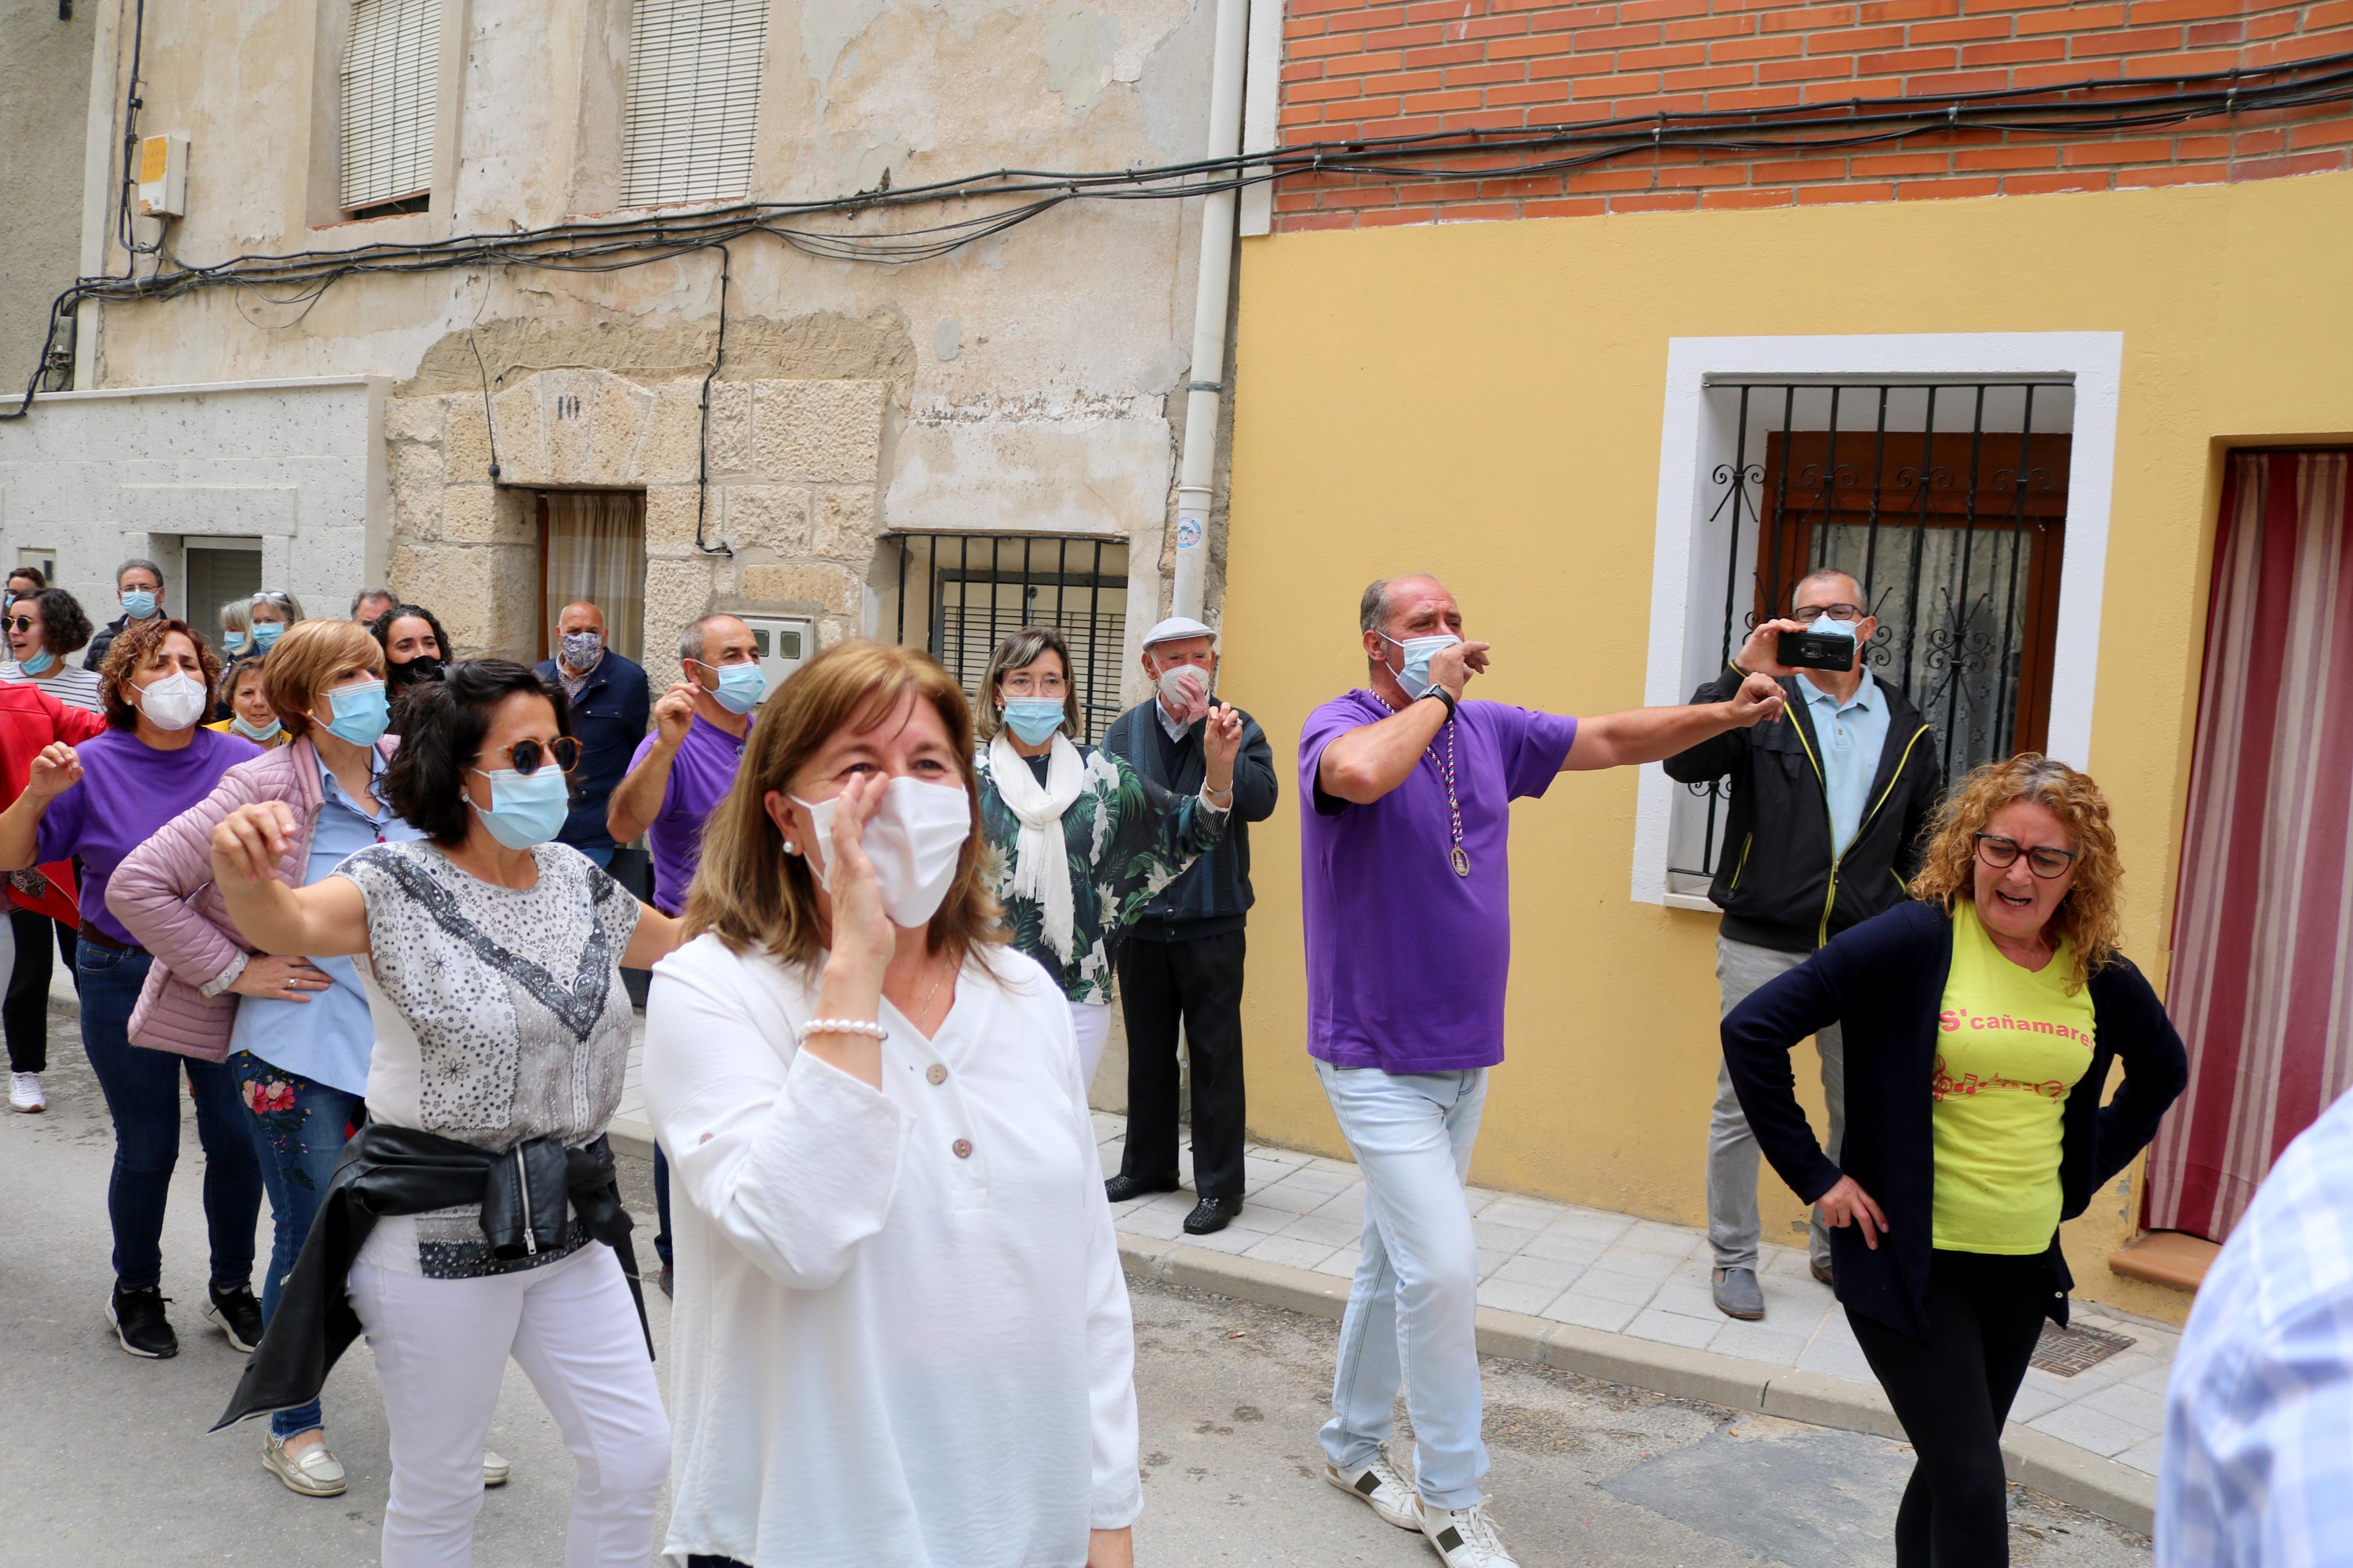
[1141,615,1216,649]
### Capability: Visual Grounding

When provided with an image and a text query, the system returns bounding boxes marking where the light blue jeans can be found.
[1315,1060,1489,1510]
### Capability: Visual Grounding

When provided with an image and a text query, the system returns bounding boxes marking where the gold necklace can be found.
[911,948,956,1026]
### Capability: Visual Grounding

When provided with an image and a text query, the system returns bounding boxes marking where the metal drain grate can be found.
[2031,1321,2136,1377]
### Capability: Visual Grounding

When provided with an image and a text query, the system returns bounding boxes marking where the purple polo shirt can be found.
[38,726,261,947]
[627,713,749,915]
[1300,692,1577,1074]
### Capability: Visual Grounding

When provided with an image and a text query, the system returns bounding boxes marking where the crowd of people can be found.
[0,554,2331,1568]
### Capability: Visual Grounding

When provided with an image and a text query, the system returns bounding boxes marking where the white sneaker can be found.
[482,1449,510,1487]
[1414,1497,1520,1568]
[9,1072,43,1112]
[1323,1454,1418,1530]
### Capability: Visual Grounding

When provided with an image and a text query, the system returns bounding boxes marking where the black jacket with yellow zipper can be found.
[1662,665,1942,956]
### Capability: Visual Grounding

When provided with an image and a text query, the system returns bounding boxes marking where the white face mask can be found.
[794,776,974,929]
[1154,663,1207,709]
[135,670,209,731]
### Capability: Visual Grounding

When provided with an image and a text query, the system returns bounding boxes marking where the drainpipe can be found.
[1169,0,1250,624]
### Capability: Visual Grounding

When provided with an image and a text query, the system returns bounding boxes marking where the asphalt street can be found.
[0,1006,2155,1567]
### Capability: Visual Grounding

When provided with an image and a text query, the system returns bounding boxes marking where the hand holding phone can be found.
[1777,627,1858,673]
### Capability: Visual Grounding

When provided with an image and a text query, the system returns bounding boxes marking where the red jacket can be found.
[0,684,107,925]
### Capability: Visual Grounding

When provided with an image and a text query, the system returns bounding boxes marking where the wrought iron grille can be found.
[1676,381,2074,884]
[885,532,1131,745]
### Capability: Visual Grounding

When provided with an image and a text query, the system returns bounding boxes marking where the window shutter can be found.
[621,0,770,208]
[339,0,441,212]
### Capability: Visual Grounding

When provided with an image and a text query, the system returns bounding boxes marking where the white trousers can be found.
[347,1243,669,1568]
[1070,999,1114,1093]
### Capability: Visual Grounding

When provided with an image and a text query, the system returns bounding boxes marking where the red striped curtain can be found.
[2144,449,2353,1242]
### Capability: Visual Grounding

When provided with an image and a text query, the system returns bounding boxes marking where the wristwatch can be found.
[1418,685,1458,719]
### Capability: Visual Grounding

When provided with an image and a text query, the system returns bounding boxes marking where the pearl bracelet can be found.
[800,1018,889,1043]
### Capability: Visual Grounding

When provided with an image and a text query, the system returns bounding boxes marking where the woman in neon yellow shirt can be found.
[1722,756,2186,1568]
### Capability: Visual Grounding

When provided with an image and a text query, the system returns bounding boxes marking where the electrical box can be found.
[136,134,189,219]
[738,616,814,702]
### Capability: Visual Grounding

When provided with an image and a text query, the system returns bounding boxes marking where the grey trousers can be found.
[1706,934,1845,1274]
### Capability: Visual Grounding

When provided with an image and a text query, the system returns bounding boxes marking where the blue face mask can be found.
[232,714,283,744]
[704,660,767,716]
[1001,698,1066,746]
[121,589,158,620]
[319,680,390,747]
[1808,614,1861,668]
[250,621,285,652]
[1379,632,1461,701]
[223,631,247,655]
[17,650,54,676]
[467,765,571,850]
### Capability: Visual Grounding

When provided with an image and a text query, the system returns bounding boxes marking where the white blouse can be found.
[644,934,1141,1568]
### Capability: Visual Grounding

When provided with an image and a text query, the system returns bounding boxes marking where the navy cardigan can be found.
[1722,899,2188,1343]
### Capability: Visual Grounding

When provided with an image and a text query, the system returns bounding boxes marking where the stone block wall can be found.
[384,367,888,687]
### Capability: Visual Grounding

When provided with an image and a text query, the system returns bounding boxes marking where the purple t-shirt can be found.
[38,726,262,946]
[627,713,748,915]
[1300,692,1578,1074]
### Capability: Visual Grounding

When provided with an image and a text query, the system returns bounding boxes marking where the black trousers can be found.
[1116,930,1247,1201]
[1847,1248,2049,1568]
[5,906,76,1075]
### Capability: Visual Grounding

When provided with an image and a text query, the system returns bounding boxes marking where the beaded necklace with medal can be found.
[1432,716,1468,877]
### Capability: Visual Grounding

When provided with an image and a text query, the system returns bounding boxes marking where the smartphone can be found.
[1777,628,1858,673]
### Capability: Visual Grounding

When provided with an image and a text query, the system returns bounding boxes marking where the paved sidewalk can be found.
[615,1036,2174,1528]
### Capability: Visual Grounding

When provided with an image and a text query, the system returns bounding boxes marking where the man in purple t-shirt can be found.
[1303,574,1784,1566]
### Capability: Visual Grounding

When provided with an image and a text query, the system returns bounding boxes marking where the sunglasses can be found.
[4,617,34,634]
[476,736,581,777]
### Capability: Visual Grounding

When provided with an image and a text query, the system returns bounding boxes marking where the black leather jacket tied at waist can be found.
[214,1123,650,1433]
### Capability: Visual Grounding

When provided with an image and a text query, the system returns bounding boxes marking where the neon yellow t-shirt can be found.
[1930,901,2099,1254]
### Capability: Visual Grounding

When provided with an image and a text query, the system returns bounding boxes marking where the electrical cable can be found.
[693,243,733,557]
[7,49,2351,421]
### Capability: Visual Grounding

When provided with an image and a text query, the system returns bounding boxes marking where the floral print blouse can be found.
[974,745,1226,1005]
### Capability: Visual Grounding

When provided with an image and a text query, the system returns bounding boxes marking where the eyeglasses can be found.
[999,672,1067,697]
[477,736,581,777]
[1793,603,1866,623]
[1974,833,2078,879]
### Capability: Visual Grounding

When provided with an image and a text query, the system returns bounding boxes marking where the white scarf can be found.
[988,729,1087,965]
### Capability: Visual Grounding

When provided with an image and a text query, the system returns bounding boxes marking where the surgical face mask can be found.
[560,630,604,670]
[223,630,248,655]
[698,659,766,716]
[17,650,54,677]
[120,589,158,620]
[1379,632,1461,701]
[250,621,285,652]
[467,765,571,850]
[1000,697,1066,746]
[319,680,391,747]
[794,776,973,929]
[134,670,208,731]
[1154,663,1208,710]
[1808,614,1861,667]
[232,713,283,744]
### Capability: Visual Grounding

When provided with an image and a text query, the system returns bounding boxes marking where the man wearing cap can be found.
[1101,617,1277,1236]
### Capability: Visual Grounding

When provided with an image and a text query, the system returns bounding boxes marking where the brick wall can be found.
[1273,0,2353,228]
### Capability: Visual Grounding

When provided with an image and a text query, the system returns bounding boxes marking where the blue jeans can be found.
[1316,1061,1490,1511]
[76,944,261,1294]
[576,845,615,869]
[230,1050,362,1438]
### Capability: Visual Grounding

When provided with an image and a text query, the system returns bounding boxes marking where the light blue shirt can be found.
[226,746,427,1096]
[2161,1085,2353,1566]
[1800,671,1890,861]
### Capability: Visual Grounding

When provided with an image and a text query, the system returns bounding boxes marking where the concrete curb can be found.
[1120,1235,2156,1537]
[609,1117,655,1162]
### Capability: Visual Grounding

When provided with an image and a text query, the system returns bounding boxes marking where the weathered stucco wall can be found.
[49,0,1226,680]
[0,2,96,399]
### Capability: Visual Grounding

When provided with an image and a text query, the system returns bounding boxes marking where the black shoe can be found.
[658,1265,674,1300]
[107,1284,178,1359]
[1183,1197,1243,1236]
[1104,1172,1180,1204]
[204,1282,265,1352]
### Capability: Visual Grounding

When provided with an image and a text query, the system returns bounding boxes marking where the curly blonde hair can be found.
[1909,753,2123,991]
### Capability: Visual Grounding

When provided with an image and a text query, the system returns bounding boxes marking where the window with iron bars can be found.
[1671,380,2075,892]
[883,534,1131,745]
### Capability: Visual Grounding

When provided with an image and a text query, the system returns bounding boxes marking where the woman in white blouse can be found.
[645,637,1141,1568]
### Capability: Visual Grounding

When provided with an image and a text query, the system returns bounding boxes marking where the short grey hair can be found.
[250,589,305,621]
[349,587,395,617]
[679,613,744,667]
[115,557,165,592]
[1791,567,1866,612]
[1359,573,1445,635]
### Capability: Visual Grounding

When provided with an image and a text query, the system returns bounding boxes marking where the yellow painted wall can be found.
[1221,170,2353,1322]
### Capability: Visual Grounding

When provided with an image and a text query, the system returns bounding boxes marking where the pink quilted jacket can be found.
[107,736,399,1062]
